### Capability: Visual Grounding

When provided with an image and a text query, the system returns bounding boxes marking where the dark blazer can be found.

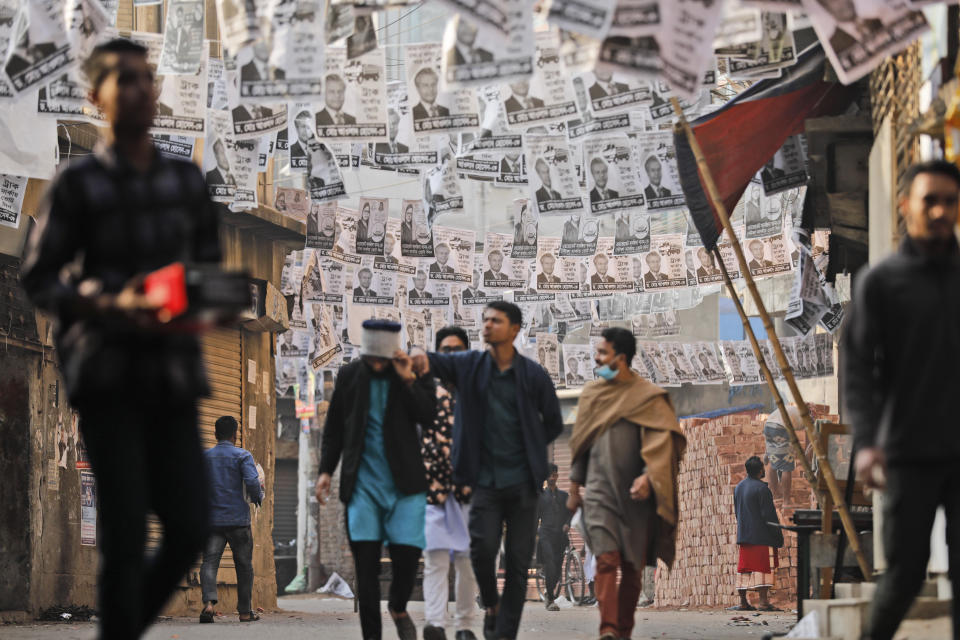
[449,46,494,66]
[401,222,414,244]
[428,350,563,489]
[501,157,521,174]
[319,359,437,503]
[734,476,783,548]
[231,104,273,123]
[413,102,450,120]
[504,94,545,114]
[588,81,629,100]
[316,108,357,125]
[537,185,561,203]
[538,272,560,284]
[430,262,455,274]
[591,273,614,284]
[643,271,667,284]
[375,141,409,154]
[353,286,375,297]
[409,288,432,299]
[590,187,619,203]
[644,184,671,199]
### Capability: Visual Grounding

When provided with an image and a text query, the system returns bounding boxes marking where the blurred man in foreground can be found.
[21,38,221,639]
[843,161,960,640]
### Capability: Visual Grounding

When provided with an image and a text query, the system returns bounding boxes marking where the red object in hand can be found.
[143,262,188,321]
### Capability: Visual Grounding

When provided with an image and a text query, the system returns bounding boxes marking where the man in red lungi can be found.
[731,456,784,611]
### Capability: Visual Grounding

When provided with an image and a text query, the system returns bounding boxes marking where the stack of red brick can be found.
[654,408,832,609]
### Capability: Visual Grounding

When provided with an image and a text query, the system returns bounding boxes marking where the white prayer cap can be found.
[360,319,402,358]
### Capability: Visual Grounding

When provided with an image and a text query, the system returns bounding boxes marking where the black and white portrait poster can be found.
[746,234,792,278]
[346,11,378,60]
[662,342,699,384]
[351,257,397,306]
[801,0,927,85]
[547,0,615,40]
[720,340,762,386]
[4,2,75,95]
[559,214,600,257]
[534,332,561,386]
[595,35,661,82]
[288,104,317,170]
[638,342,680,387]
[0,1,22,98]
[278,329,311,358]
[315,47,388,140]
[229,137,259,210]
[230,96,288,140]
[439,3,535,89]
[275,186,309,221]
[306,141,347,202]
[207,57,229,110]
[636,131,685,211]
[301,250,337,303]
[658,0,726,100]
[131,32,208,136]
[0,174,26,229]
[399,199,435,258]
[204,110,238,203]
[588,238,633,292]
[214,0,260,55]
[641,233,687,290]
[159,0,204,75]
[374,82,439,167]
[561,343,594,389]
[375,218,417,277]
[583,136,645,215]
[429,226,474,284]
[725,12,797,79]
[535,237,580,292]
[328,206,363,266]
[576,68,652,118]
[684,342,726,385]
[483,232,528,290]
[405,43,480,135]
[407,266,451,307]
[309,303,343,371]
[424,151,465,224]
[510,199,539,260]
[613,211,650,255]
[761,134,808,195]
[691,245,723,285]
[744,181,781,238]
[266,0,326,86]
[354,197,389,256]
[306,200,338,250]
[501,31,577,130]
[525,135,586,217]
[607,0,661,37]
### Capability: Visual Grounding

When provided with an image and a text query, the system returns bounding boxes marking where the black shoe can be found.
[391,611,417,640]
[456,631,478,640]
[424,625,447,640]
[482,612,497,640]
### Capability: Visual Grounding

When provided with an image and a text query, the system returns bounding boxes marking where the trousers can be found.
[200,525,255,613]
[866,463,960,640]
[423,549,477,630]
[78,400,209,639]
[595,551,643,638]
[538,530,566,601]
[469,483,538,640]
[351,541,421,640]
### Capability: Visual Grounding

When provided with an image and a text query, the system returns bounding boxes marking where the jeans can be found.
[865,463,960,640]
[469,483,538,640]
[351,541,421,640]
[423,549,477,630]
[78,400,209,639]
[595,551,643,638]
[200,525,254,613]
[538,530,566,601]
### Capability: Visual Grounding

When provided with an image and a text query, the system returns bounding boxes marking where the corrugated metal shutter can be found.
[147,329,243,583]
[273,460,298,555]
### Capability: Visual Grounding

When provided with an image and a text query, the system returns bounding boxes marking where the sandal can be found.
[239,612,261,622]
[199,610,215,623]
[726,604,756,611]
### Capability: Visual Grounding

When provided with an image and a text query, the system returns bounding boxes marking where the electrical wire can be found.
[376,3,424,32]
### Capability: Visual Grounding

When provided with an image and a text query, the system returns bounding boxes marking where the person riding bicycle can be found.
[537,464,571,611]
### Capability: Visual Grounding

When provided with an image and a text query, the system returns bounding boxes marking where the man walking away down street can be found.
[567,327,685,640]
[315,320,436,640]
[21,39,221,639]
[200,416,263,623]
[419,301,563,640]
[843,160,960,640]
[421,326,479,640]
[732,456,783,612]
[537,464,570,611]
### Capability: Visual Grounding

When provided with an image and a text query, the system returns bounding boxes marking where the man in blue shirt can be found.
[419,301,563,640]
[200,416,263,623]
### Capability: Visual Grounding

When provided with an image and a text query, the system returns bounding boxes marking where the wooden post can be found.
[671,98,871,580]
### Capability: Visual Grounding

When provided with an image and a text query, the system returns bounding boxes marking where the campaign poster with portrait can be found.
[424,147,465,222]
[535,237,580,293]
[306,200,337,250]
[439,2,535,89]
[204,110,238,203]
[636,131,685,211]
[558,215,600,257]
[374,82,439,167]
[405,43,480,135]
[309,303,343,371]
[684,342,726,385]
[315,47,388,141]
[583,136,645,216]
[407,264,451,307]
[640,234,686,290]
[524,135,586,217]
[662,342,699,384]
[501,31,577,130]
[575,67,652,118]
[561,342,595,388]
[482,232,528,290]
[510,199,539,260]
[613,211,650,255]
[351,257,397,306]
[354,197,389,256]
[158,0,204,75]
[399,199,435,258]
[327,206,363,266]
[760,134,808,196]
[745,234,792,278]
[429,226,474,284]
[587,237,633,293]
[534,332,561,385]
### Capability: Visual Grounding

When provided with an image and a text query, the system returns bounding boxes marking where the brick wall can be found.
[655,408,831,609]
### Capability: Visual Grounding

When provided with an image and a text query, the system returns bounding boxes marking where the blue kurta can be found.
[347,377,427,547]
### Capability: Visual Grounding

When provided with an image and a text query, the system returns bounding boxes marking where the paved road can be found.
[0,595,948,639]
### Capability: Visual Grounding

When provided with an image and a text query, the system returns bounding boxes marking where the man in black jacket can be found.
[842,160,960,640]
[537,464,570,611]
[733,457,783,612]
[315,320,436,640]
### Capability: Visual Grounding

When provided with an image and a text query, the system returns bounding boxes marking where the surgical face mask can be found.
[594,362,618,381]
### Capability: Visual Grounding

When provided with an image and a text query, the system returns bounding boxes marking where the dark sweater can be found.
[734,476,783,548]
[319,360,437,503]
[841,236,960,463]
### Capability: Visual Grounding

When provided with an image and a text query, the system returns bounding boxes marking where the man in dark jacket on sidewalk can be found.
[537,464,571,611]
[315,320,436,640]
[842,160,960,640]
[417,301,563,640]
[733,456,783,612]
[200,416,263,623]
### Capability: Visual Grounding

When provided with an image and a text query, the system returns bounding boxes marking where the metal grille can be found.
[869,42,922,196]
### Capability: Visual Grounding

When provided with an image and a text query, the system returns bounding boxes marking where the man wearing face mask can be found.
[315,320,436,640]
[566,328,685,640]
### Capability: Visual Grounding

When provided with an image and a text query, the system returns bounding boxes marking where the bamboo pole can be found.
[671,97,871,580]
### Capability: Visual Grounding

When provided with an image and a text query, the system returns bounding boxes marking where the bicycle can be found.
[534,540,586,605]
